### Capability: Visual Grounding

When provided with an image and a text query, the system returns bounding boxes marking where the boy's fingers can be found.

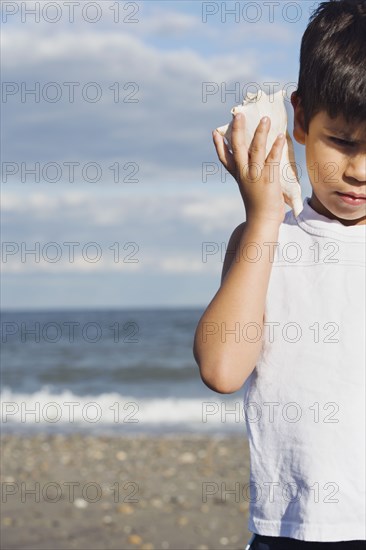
[264,133,286,183]
[230,114,249,169]
[247,117,270,170]
[267,133,286,162]
[212,130,236,176]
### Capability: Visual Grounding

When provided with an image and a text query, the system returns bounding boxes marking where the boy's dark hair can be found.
[296,0,366,134]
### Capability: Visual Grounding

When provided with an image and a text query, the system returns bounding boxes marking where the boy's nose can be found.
[344,154,366,183]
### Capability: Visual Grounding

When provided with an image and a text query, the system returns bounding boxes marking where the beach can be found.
[1,432,252,550]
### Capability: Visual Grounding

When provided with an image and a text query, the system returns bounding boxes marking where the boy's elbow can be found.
[196,359,246,394]
[192,340,249,394]
[205,379,242,395]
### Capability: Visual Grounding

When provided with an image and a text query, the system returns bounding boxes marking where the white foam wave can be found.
[0,386,246,432]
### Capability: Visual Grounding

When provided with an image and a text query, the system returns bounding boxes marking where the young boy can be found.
[193,0,366,548]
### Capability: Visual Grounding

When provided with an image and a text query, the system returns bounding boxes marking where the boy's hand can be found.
[213,113,286,227]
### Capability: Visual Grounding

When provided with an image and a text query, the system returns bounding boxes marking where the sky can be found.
[1,0,318,310]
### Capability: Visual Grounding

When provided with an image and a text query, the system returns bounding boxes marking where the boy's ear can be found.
[290,92,306,145]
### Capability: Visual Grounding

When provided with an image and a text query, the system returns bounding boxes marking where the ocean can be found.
[1,308,247,437]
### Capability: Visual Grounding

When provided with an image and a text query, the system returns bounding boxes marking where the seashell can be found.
[216,89,303,217]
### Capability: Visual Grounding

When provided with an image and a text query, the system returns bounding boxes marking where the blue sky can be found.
[1,0,318,309]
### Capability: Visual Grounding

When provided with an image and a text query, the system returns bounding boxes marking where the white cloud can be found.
[1,22,262,182]
[182,195,244,233]
[135,7,208,37]
[159,257,211,273]
[2,189,243,275]
[1,252,142,274]
[1,3,302,192]
[1,2,304,307]
[2,189,243,227]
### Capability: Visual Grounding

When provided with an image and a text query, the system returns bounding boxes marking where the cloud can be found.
[134,7,208,37]
[1,17,273,183]
[182,195,244,233]
[1,189,244,275]
[1,2,305,308]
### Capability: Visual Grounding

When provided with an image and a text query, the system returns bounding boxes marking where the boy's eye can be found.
[330,137,354,147]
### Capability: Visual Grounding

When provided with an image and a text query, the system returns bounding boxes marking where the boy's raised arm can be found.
[193,114,286,394]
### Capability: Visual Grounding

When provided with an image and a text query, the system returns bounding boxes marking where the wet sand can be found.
[1,432,252,550]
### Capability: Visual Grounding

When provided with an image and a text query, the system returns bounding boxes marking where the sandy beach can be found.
[1,432,252,550]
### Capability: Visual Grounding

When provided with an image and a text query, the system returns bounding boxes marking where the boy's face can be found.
[291,92,366,226]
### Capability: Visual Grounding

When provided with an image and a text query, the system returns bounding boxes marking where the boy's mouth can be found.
[336,192,366,205]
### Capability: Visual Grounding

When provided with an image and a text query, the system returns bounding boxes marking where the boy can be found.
[193,0,366,548]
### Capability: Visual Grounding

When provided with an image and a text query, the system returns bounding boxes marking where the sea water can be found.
[1,308,247,437]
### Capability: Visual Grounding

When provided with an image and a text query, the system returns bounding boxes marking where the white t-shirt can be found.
[243,197,366,542]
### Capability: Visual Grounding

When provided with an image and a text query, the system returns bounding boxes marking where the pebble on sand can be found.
[74,498,88,509]
[1,433,251,550]
[116,451,127,461]
[128,534,143,545]
[118,503,134,514]
[178,452,196,464]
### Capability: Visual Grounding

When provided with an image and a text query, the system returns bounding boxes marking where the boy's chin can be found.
[309,193,366,225]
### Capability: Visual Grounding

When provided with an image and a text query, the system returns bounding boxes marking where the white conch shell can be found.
[216,89,303,217]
